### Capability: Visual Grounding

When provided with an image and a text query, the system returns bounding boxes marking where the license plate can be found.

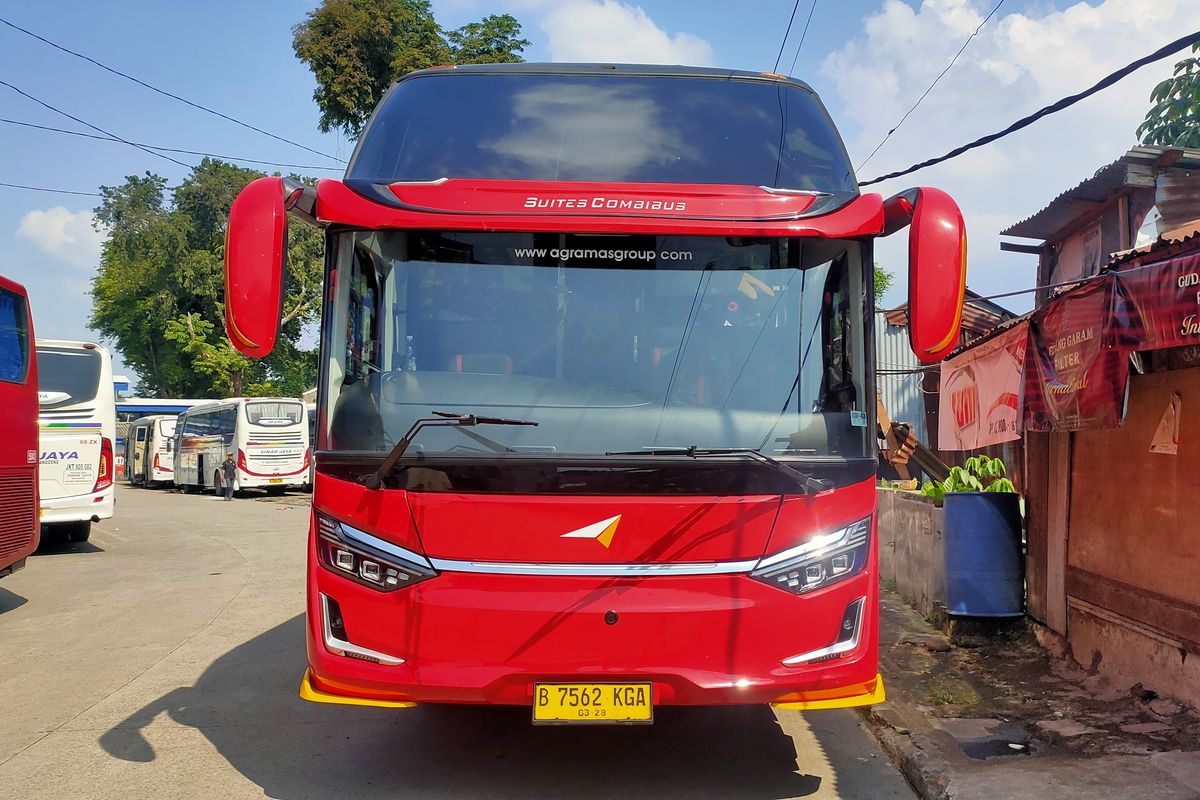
[268,478,283,484]
[532,683,653,724]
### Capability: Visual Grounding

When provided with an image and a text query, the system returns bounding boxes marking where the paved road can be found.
[0,484,916,800]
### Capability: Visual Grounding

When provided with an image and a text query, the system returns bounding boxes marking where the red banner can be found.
[1113,253,1200,350]
[939,321,1028,450]
[1024,275,1129,432]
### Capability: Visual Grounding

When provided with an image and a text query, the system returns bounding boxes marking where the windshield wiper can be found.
[604,446,833,494]
[361,411,539,490]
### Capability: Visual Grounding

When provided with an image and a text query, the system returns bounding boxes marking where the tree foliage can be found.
[447,15,530,66]
[1138,44,1200,148]
[292,0,528,137]
[873,263,894,307]
[90,160,322,398]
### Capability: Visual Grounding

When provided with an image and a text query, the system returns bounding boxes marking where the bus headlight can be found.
[315,511,437,591]
[750,517,870,595]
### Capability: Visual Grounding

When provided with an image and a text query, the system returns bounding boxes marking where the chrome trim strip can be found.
[336,521,434,570]
[427,558,759,577]
[781,597,865,667]
[757,186,832,197]
[388,177,450,186]
[320,593,406,666]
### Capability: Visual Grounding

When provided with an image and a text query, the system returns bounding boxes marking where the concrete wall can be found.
[877,488,946,619]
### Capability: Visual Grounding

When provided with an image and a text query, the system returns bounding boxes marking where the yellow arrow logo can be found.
[560,515,621,549]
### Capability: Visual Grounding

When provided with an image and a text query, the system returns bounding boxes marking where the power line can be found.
[857,0,1006,173]
[787,0,820,75]
[0,79,190,168]
[772,0,803,74]
[0,15,345,164]
[0,117,341,172]
[861,29,1200,187]
[0,180,100,196]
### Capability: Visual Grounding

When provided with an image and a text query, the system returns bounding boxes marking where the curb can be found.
[858,705,955,800]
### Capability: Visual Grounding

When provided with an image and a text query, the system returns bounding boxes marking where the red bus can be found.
[0,275,39,578]
[224,64,965,721]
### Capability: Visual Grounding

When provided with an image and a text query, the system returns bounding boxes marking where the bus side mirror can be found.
[882,187,966,364]
[225,176,288,358]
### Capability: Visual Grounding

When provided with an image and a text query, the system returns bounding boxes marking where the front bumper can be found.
[40,488,114,525]
[304,539,882,710]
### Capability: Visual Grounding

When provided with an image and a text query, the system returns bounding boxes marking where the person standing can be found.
[221,452,237,501]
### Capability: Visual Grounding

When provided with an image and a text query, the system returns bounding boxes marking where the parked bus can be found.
[36,339,116,544]
[116,398,208,479]
[223,64,966,720]
[173,398,310,495]
[125,414,178,487]
[0,276,38,578]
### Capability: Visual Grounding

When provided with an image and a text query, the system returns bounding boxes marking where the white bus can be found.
[174,398,310,495]
[126,414,177,487]
[36,339,117,543]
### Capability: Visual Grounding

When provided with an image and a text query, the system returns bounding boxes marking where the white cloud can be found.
[822,0,1195,311]
[16,207,105,269]
[538,1,713,65]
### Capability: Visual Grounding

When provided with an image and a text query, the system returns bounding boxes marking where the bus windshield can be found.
[323,230,867,460]
[246,401,304,426]
[37,347,101,406]
[349,73,856,194]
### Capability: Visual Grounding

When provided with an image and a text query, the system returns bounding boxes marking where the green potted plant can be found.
[921,456,1022,618]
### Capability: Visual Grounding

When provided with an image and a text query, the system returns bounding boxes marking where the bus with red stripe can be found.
[0,276,38,578]
[173,398,310,495]
[222,64,966,721]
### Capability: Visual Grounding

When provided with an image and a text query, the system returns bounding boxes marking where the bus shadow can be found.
[0,587,28,615]
[100,615,823,800]
[32,540,104,556]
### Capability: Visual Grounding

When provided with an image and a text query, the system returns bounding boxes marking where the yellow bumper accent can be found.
[299,669,417,709]
[770,674,886,711]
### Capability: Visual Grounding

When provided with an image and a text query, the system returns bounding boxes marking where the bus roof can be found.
[35,338,109,354]
[399,62,818,94]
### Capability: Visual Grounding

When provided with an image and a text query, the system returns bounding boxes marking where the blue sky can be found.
[0,0,1188,383]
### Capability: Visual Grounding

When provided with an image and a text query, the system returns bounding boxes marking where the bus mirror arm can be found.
[880,189,919,237]
[282,178,322,229]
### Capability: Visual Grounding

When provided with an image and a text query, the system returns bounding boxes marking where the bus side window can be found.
[0,287,28,384]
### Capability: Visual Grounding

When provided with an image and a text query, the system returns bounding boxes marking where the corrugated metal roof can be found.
[1001,146,1200,241]
[875,312,928,447]
[883,289,1016,335]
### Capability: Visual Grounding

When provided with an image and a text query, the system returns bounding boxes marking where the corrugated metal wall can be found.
[875,312,927,445]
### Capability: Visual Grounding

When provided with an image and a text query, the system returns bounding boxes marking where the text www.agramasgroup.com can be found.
[513,248,694,262]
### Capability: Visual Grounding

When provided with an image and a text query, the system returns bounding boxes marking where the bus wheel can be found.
[67,522,91,543]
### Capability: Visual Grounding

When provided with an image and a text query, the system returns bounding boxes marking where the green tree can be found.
[447,15,530,65]
[1138,44,1200,148]
[90,160,322,398]
[873,263,894,307]
[292,0,528,137]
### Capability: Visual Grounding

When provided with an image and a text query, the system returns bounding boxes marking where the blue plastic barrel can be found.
[943,492,1023,617]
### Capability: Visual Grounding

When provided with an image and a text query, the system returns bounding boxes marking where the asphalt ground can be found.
[0,483,916,800]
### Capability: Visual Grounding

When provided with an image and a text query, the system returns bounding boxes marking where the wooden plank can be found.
[1024,432,1050,625]
[1046,432,1071,634]
[1066,566,1200,654]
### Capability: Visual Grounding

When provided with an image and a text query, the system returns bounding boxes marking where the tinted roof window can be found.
[349,74,855,193]
[36,347,101,406]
